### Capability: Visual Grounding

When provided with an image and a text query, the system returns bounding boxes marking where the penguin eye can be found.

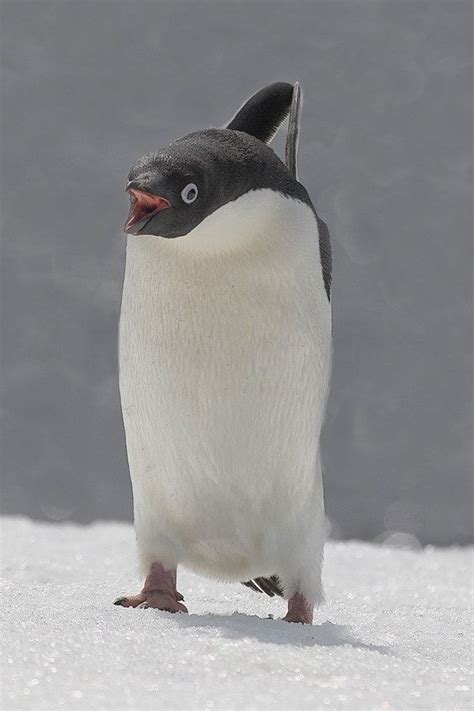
[181,183,198,204]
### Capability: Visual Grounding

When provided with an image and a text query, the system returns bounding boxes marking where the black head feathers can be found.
[123,81,331,295]
[125,82,310,236]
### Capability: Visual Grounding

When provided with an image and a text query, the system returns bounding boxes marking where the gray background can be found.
[1,0,472,544]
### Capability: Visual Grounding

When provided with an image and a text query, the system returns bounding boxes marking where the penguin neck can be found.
[135,189,315,262]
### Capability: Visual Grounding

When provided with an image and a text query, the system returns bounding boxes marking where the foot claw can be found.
[115,592,188,613]
[114,564,187,613]
[114,594,146,608]
[139,593,188,613]
[283,613,311,624]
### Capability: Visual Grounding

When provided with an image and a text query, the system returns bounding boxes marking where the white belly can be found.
[119,191,331,581]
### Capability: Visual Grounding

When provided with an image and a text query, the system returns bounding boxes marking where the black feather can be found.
[226,82,294,144]
[242,580,264,594]
[241,575,284,598]
[255,577,277,597]
[315,213,332,300]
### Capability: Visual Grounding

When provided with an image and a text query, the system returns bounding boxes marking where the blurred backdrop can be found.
[1,1,472,544]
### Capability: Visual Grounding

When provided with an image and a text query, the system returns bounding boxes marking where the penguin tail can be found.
[241,575,283,597]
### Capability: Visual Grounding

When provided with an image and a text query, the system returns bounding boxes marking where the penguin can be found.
[115,82,332,624]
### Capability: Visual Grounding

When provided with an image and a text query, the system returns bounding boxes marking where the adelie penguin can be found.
[116,82,332,624]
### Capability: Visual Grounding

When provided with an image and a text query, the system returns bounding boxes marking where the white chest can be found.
[118,191,331,576]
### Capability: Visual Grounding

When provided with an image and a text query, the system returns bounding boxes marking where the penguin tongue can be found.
[124,189,170,234]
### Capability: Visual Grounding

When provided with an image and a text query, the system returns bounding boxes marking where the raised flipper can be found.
[227,81,302,179]
[226,82,295,145]
[285,81,301,179]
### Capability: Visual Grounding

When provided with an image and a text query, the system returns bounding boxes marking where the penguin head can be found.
[124,142,217,238]
[124,82,311,240]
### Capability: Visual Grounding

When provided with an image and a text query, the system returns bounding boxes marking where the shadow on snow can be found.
[172,612,390,654]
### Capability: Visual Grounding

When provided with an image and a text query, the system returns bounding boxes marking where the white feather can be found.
[119,189,331,605]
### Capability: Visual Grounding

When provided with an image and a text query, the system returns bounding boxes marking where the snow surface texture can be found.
[1,518,472,711]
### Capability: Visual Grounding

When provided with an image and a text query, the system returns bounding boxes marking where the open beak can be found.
[124,188,171,235]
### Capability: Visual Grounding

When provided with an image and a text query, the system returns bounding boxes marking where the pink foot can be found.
[138,592,187,613]
[114,563,188,614]
[114,592,147,608]
[283,593,313,624]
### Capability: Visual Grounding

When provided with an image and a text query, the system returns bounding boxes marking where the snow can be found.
[1,518,472,711]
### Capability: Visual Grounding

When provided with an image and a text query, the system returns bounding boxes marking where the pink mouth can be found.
[124,188,170,234]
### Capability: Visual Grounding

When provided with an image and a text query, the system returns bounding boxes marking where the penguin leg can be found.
[114,563,187,613]
[280,554,323,624]
[283,592,314,624]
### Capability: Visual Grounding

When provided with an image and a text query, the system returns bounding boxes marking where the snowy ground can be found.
[1,518,472,711]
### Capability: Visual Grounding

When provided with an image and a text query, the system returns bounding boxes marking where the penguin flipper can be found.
[315,212,332,301]
[226,82,295,145]
[285,81,301,179]
[241,575,283,598]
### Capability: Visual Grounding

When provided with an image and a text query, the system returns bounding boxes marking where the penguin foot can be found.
[114,562,187,613]
[138,593,188,613]
[283,593,313,624]
[114,592,187,613]
[114,593,147,608]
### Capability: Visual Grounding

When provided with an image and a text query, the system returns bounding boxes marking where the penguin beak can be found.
[124,187,171,235]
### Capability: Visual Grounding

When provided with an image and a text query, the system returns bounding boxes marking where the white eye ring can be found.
[181,183,198,204]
